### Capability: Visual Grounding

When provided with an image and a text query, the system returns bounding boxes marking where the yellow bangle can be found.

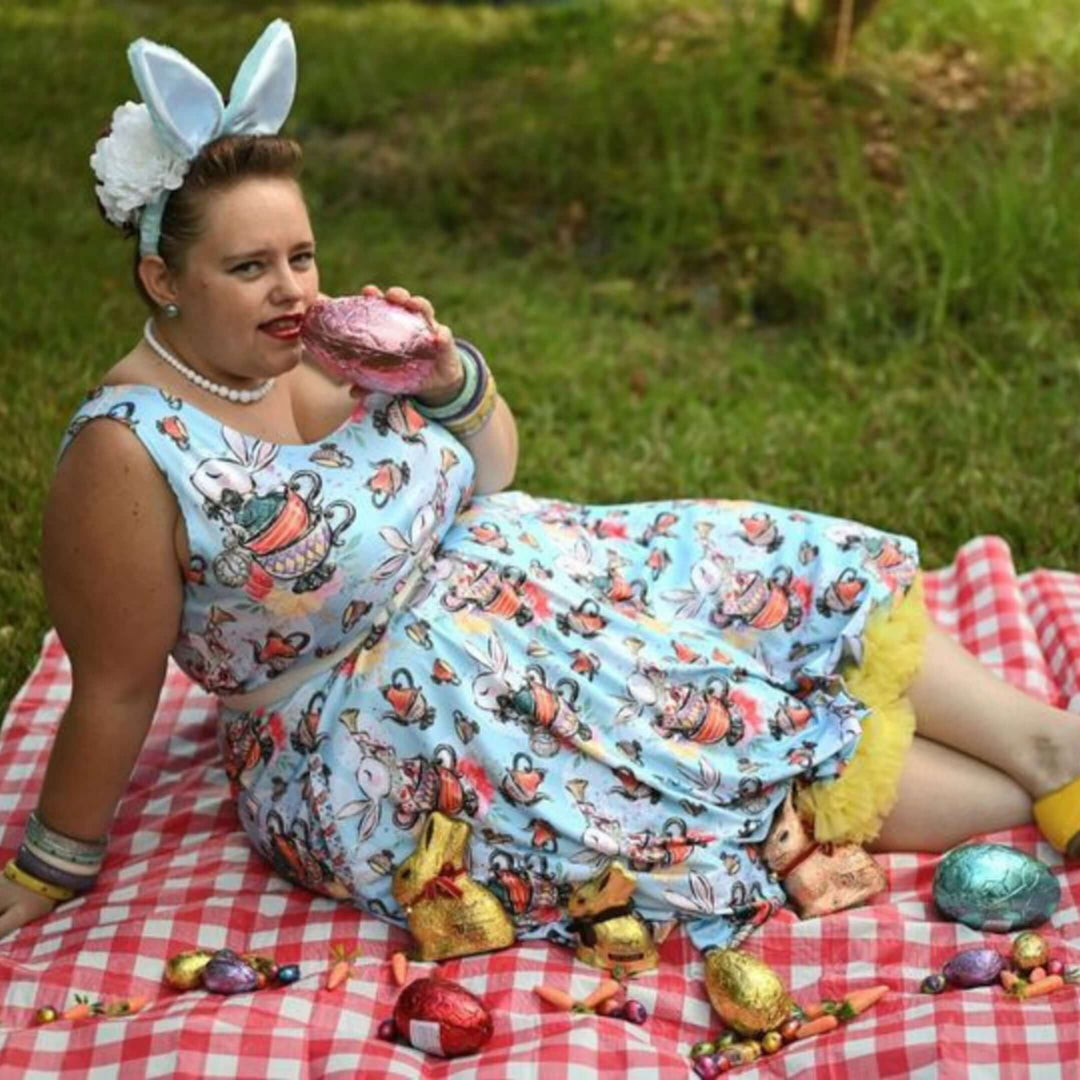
[3,859,74,902]
[445,376,498,439]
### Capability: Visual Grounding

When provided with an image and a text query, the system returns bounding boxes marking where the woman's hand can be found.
[350,284,464,406]
[0,874,58,940]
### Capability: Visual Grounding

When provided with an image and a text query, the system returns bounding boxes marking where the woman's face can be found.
[164,176,319,384]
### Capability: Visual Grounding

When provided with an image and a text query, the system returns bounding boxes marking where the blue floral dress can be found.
[60,377,919,952]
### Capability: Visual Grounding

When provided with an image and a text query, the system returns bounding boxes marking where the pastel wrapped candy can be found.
[301,295,440,394]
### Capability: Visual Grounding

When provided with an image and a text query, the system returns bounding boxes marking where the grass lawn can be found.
[3,0,1080,708]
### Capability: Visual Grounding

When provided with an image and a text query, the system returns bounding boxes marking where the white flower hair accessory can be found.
[89,19,297,256]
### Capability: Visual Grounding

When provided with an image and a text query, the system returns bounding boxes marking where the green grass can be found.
[3,0,1080,708]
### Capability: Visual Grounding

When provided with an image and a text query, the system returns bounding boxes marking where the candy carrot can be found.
[1000,971,1022,992]
[1020,974,1064,999]
[326,959,351,991]
[391,951,408,987]
[533,984,576,1011]
[801,1001,830,1020]
[582,979,621,1010]
[795,1014,840,1039]
[840,984,889,1017]
[61,1002,92,1021]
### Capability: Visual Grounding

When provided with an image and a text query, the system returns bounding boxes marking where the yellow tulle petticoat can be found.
[797,574,929,845]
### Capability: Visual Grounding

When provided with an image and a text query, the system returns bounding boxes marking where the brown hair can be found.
[98,133,303,308]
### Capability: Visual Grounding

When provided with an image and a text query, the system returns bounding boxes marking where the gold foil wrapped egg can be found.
[704,949,795,1036]
[165,949,216,990]
[1011,931,1049,972]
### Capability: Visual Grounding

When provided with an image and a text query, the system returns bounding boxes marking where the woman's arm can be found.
[0,420,183,938]
[456,393,518,496]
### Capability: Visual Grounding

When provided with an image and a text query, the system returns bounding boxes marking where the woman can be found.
[2,21,1079,948]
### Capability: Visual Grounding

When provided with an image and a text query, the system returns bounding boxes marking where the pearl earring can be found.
[163,302,180,319]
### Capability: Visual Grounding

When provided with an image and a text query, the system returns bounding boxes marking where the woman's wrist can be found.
[412,340,498,438]
[412,344,469,409]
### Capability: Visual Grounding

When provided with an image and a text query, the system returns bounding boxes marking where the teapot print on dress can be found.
[191,428,355,594]
[392,811,516,961]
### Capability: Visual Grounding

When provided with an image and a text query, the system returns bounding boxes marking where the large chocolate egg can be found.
[301,295,439,395]
[704,949,795,1036]
[942,947,1005,988]
[932,844,1060,932]
[393,977,493,1057]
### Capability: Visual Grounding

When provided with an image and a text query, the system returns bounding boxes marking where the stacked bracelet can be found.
[13,810,106,897]
[412,340,498,439]
[4,859,75,902]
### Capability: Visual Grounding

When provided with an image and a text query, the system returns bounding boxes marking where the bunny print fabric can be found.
[60,380,919,952]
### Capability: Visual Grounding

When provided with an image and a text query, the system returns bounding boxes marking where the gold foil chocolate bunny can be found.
[566,862,658,976]
[392,811,516,961]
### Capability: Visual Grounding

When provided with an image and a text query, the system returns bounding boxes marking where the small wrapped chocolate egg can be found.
[704,949,795,1037]
[241,954,278,983]
[761,1031,783,1054]
[693,1058,720,1080]
[920,973,947,995]
[202,951,259,995]
[779,1018,800,1043]
[276,964,301,985]
[622,999,648,1025]
[34,1006,58,1025]
[164,949,216,991]
[932,844,1059,932]
[943,948,1005,988]
[690,1041,717,1060]
[1011,932,1049,972]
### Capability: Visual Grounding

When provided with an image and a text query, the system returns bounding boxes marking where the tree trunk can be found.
[779,0,888,71]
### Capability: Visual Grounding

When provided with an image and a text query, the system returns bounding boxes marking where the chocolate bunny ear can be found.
[222,19,296,136]
[127,37,224,159]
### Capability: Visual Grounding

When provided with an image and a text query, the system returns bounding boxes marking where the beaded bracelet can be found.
[25,810,107,868]
[3,859,75,902]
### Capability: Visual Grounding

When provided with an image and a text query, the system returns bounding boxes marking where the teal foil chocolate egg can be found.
[933,843,1060,932]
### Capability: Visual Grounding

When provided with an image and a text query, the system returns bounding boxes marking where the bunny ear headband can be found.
[90,19,297,256]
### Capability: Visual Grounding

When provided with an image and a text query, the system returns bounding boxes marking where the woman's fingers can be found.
[361,284,384,298]
[384,286,411,304]
[403,295,436,327]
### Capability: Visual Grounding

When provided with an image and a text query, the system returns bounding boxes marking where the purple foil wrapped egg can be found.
[301,295,440,395]
[942,948,1006,988]
[202,952,260,995]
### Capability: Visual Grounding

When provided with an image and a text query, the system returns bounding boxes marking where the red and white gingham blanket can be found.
[2,536,1079,1078]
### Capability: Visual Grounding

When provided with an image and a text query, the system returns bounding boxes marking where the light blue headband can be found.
[124,19,297,256]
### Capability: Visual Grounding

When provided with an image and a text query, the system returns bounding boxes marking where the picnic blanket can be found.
[1,535,1078,1079]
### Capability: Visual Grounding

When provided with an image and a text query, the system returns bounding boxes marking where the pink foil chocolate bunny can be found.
[301,294,440,394]
[763,787,886,918]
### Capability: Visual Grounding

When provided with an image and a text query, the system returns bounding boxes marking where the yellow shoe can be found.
[1033,775,1080,859]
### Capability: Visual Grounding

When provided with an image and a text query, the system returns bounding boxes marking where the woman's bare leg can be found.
[905,624,1080,800]
[872,623,1080,851]
[871,735,1031,853]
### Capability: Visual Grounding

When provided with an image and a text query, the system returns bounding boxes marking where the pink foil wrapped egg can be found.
[301,295,440,394]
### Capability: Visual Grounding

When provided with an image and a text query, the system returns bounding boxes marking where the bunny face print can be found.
[147,177,318,389]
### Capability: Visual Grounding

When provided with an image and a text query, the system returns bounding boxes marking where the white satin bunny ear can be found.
[222,19,297,136]
[127,37,224,159]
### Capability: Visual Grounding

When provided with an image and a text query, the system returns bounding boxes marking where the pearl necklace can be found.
[143,319,275,405]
